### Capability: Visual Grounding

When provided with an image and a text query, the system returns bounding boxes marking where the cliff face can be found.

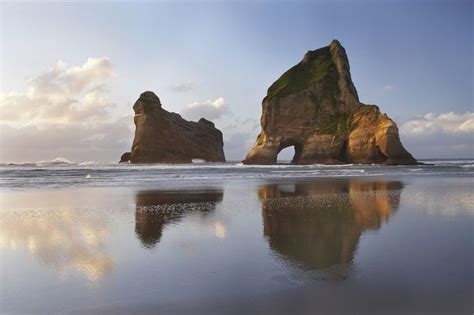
[243,40,417,165]
[127,91,225,164]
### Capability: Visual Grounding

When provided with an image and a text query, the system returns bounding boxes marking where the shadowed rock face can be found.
[130,91,225,164]
[243,40,417,165]
[135,189,224,248]
[119,152,131,163]
[258,180,403,271]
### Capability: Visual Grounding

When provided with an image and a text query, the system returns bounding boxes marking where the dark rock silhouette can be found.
[129,91,225,164]
[243,40,417,165]
[119,152,131,163]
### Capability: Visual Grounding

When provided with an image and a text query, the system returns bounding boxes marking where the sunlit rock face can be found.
[129,91,226,164]
[243,40,417,165]
[135,189,224,248]
[0,209,113,282]
[258,180,403,271]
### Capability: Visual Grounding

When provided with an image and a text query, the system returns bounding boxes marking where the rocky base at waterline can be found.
[119,152,131,163]
[121,91,225,164]
[243,40,417,165]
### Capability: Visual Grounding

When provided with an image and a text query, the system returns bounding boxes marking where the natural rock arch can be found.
[276,142,304,164]
[243,40,417,165]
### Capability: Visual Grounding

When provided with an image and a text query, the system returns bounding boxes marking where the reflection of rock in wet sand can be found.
[0,209,113,282]
[135,189,224,248]
[259,180,403,271]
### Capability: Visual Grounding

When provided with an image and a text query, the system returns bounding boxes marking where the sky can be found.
[0,0,472,163]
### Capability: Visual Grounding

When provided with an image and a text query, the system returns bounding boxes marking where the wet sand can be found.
[1,176,473,314]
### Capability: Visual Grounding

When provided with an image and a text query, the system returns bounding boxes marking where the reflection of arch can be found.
[135,189,224,249]
[258,180,403,271]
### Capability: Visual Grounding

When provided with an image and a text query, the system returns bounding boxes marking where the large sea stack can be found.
[123,91,225,164]
[243,40,417,165]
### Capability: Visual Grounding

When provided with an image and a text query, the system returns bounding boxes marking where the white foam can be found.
[78,161,101,166]
[36,157,74,166]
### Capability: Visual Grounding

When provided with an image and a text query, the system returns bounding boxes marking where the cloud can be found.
[1,57,115,125]
[181,97,228,121]
[383,84,397,91]
[400,112,474,159]
[0,57,133,163]
[169,81,195,92]
[400,112,474,135]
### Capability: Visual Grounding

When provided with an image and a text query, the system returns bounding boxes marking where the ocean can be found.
[0,159,473,314]
[1,158,473,190]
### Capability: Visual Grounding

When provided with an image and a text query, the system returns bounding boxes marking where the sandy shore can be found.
[1,176,473,314]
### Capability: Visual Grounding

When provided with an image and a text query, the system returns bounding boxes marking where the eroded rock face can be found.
[243,40,417,165]
[129,91,225,164]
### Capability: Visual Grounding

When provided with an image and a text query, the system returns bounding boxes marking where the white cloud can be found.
[400,112,474,159]
[0,57,133,163]
[169,81,195,92]
[181,97,228,121]
[400,112,474,135]
[1,57,115,125]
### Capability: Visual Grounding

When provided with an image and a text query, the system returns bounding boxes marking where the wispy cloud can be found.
[383,84,397,92]
[169,81,195,92]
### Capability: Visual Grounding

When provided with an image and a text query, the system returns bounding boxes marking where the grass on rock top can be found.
[267,46,337,100]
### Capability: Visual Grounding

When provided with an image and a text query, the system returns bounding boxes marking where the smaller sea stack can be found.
[127,91,225,164]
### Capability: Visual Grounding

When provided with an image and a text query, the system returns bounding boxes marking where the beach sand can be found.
[1,176,472,314]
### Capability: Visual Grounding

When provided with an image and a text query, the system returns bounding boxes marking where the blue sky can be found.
[1,0,472,162]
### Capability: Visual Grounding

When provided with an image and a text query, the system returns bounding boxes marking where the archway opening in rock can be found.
[277,143,303,164]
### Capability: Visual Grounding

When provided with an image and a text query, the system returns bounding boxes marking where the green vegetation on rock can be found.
[317,112,351,134]
[267,46,338,100]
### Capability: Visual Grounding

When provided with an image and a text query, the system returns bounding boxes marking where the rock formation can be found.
[119,152,131,163]
[243,40,417,165]
[128,91,225,164]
